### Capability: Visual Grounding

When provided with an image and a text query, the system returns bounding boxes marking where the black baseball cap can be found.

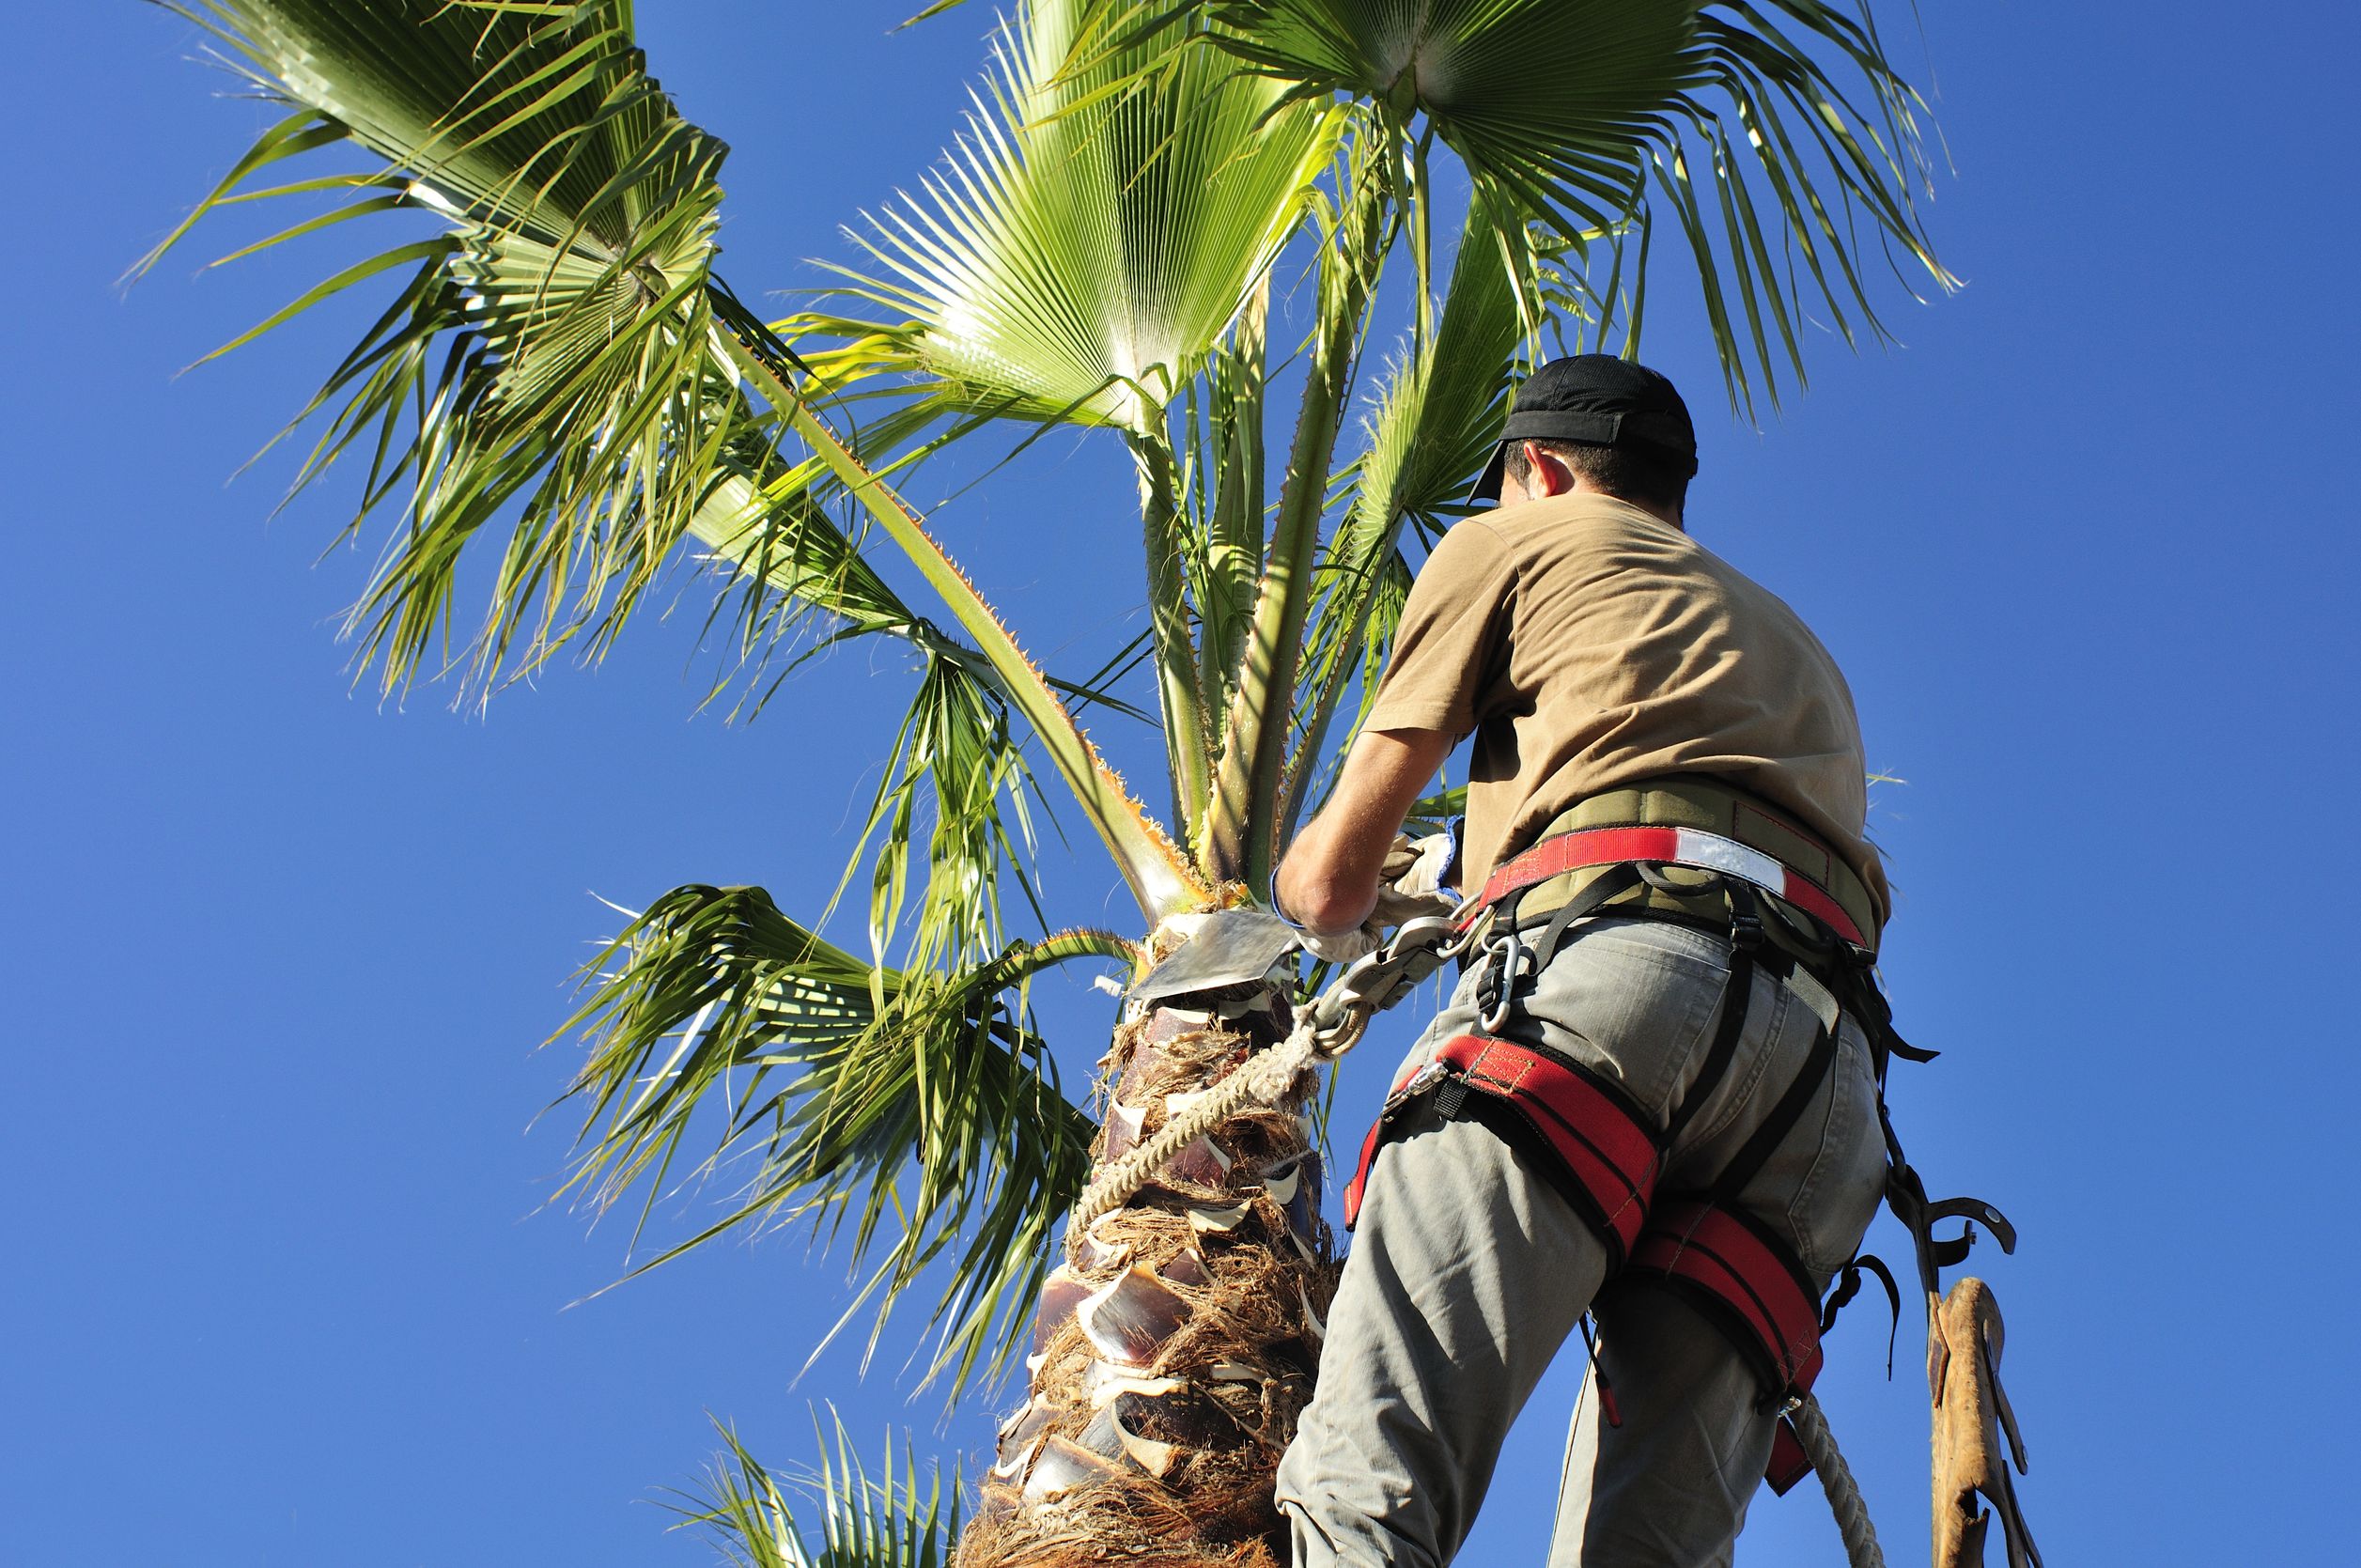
[1469,354,1699,504]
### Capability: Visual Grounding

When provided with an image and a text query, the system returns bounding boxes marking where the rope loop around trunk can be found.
[1069,1016,1331,1227]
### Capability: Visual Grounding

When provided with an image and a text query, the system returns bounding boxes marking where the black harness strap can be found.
[1823,1251,1903,1376]
[1712,1017,1839,1203]
[1663,887,1765,1147]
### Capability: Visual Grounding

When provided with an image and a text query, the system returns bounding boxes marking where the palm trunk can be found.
[960,957,1336,1568]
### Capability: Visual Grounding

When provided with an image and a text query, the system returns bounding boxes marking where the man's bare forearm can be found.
[1275,727,1453,934]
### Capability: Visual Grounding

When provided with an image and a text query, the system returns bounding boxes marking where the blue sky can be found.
[6,4,2357,1564]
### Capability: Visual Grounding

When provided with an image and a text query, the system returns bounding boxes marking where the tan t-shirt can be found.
[1363,493,1890,925]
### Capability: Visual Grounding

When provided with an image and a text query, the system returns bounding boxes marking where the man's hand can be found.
[1298,920,1383,966]
[1274,728,1456,955]
[1298,830,1459,964]
[1371,829,1460,926]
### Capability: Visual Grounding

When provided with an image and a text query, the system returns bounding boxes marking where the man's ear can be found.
[1523,441,1577,499]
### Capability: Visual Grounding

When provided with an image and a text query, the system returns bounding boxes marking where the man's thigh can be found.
[1280,921,1740,1568]
[1547,1281,1776,1568]
[1277,1106,1607,1568]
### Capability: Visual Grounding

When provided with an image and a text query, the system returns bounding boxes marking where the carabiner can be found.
[1476,927,1529,1033]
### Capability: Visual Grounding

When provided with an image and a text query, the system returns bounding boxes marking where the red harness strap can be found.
[1461,824,1869,949]
[1344,1034,1659,1263]
[1625,1196,1825,1393]
[1623,1197,1829,1495]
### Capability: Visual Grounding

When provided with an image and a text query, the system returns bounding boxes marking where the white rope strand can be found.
[1069,1019,1328,1227]
[1790,1392,1887,1568]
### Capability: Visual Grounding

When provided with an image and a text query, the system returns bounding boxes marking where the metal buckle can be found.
[1401,1060,1447,1099]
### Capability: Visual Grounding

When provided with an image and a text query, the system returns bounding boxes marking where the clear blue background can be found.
[6,4,2356,1563]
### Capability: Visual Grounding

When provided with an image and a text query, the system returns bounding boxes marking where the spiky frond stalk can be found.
[1201,127,1390,886]
[1283,186,1564,831]
[146,0,1204,924]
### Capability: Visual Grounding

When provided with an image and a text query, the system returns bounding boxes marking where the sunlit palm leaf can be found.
[559,884,1135,1394]
[799,0,1340,435]
[785,0,1343,845]
[1197,124,1391,884]
[1164,0,1950,408]
[672,1411,961,1568]
[720,307,1206,919]
[148,0,1203,921]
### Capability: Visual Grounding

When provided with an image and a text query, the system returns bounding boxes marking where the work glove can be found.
[1371,827,1461,927]
[1297,920,1383,966]
[1297,827,1460,964]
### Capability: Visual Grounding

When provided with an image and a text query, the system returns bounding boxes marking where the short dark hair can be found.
[1505,438,1691,516]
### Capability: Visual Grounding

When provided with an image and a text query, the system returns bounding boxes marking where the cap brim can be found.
[1468,442,1508,505]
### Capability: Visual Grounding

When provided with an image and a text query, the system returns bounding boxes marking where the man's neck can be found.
[1509,485,1685,532]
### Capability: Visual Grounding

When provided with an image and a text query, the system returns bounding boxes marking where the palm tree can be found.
[143,2,1948,1563]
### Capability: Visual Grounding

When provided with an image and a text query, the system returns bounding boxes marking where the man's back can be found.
[1363,493,1887,922]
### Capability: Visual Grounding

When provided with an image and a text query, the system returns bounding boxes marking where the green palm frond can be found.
[1157,0,1951,409]
[559,885,1134,1395]
[148,0,1204,921]
[148,0,742,691]
[780,0,1344,846]
[794,0,1341,436]
[1198,121,1392,885]
[673,1410,961,1568]
[843,655,1043,973]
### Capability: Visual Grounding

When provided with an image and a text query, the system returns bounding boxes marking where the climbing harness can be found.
[1080,780,2021,1568]
[1332,780,2017,1564]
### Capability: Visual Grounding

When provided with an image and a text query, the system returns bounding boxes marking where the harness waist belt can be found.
[1465,824,1869,949]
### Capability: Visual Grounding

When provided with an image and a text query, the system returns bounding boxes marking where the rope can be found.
[1790,1392,1886,1568]
[1068,911,1452,1229]
[1069,1016,1341,1227]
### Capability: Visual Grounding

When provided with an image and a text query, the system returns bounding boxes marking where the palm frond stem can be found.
[1203,131,1388,885]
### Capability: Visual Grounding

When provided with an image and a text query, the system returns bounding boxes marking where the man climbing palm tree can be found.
[1274,354,1892,1566]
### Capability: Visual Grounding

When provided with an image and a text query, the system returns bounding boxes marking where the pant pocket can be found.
[1782,1023,1888,1280]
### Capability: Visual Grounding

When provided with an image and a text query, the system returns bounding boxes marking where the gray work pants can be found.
[1277,915,1889,1568]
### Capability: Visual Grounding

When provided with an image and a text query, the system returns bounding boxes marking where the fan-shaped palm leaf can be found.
[789,0,1344,841]
[561,883,1135,1394]
[145,0,1202,920]
[1153,0,1951,408]
[148,0,739,686]
[800,0,1340,435]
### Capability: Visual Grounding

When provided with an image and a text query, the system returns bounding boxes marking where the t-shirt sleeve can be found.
[1361,521,1517,738]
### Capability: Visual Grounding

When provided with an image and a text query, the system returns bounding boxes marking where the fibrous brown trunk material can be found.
[958,968,1337,1568]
